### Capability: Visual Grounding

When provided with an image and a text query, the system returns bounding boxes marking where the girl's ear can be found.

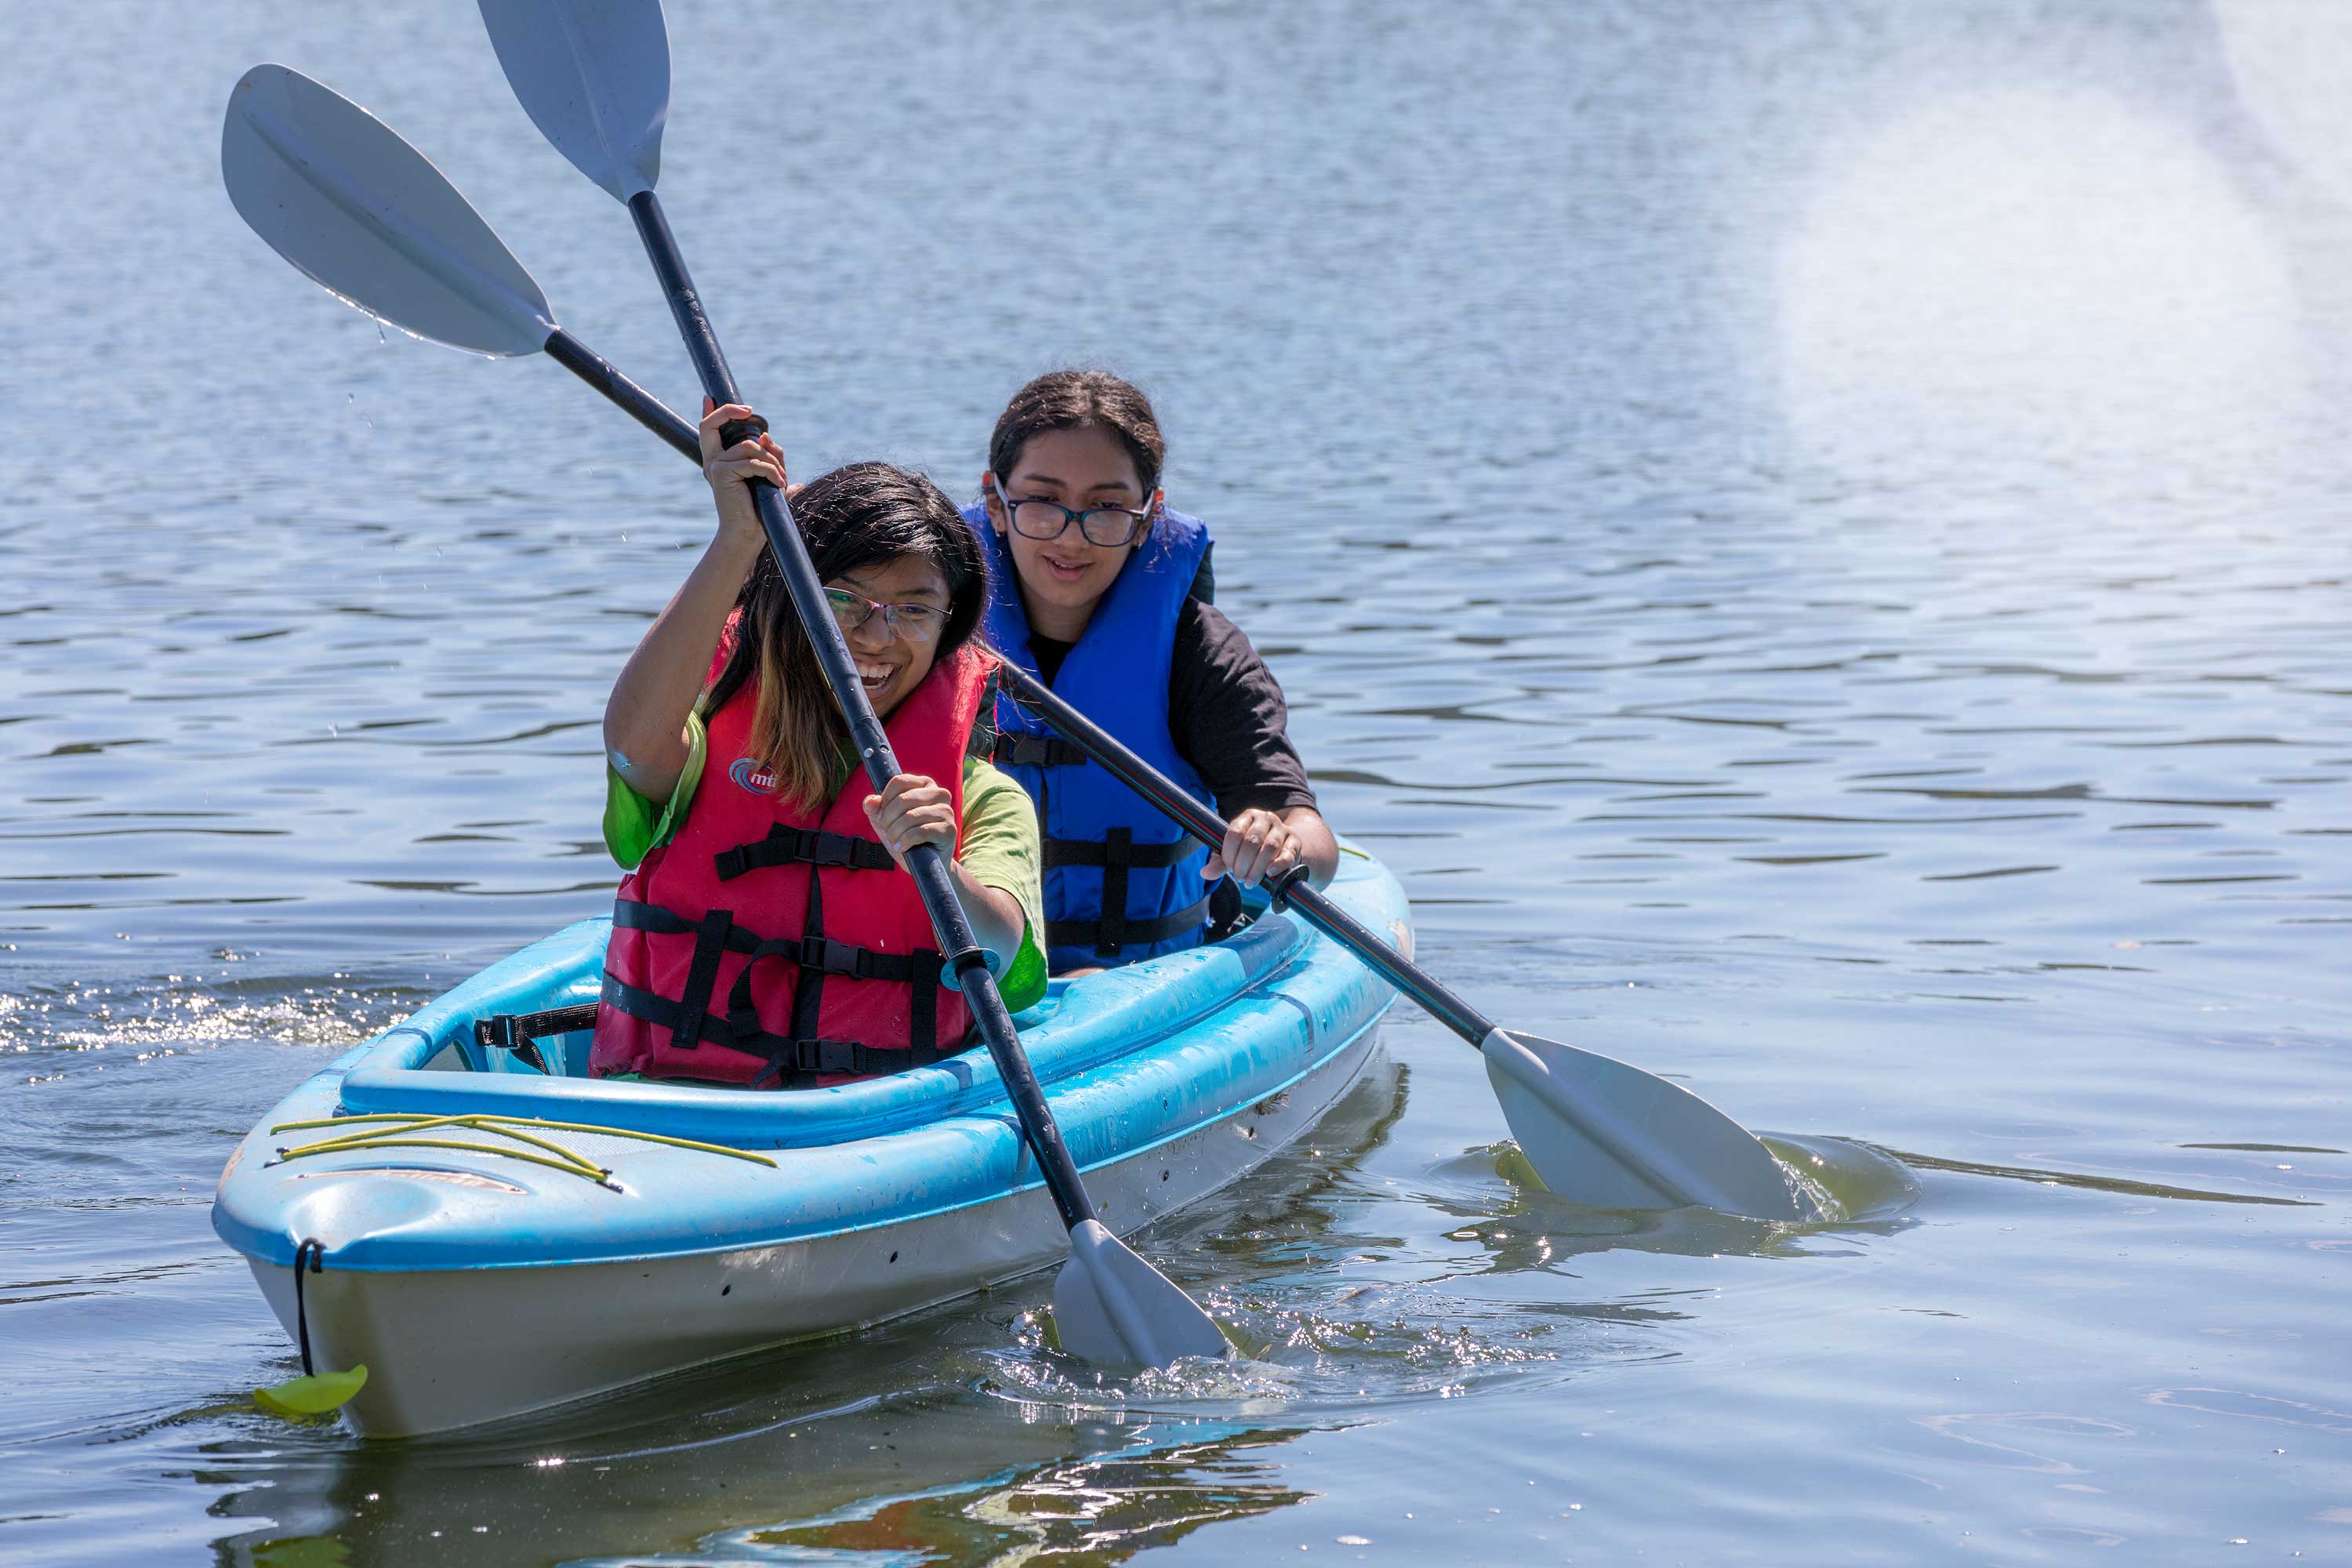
[981,472,1007,534]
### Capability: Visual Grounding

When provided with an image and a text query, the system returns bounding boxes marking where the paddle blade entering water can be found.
[1482,1029,1806,1220]
[1053,1220,1229,1367]
[222,65,554,356]
[253,1364,368,1419]
[478,0,670,201]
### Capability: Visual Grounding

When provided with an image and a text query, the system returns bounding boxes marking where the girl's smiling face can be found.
[985,426,1160,642]
[828,554,951,718]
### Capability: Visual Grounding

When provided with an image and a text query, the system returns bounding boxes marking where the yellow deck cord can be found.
[267,1111,778,1189]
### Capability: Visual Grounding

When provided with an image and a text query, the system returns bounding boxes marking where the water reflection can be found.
[720,1425,1318,1568]
[219,1414,1324,1568]
[1878,1145,2320,1207]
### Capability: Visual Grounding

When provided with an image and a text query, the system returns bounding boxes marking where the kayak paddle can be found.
[222,60,1225,1367]
[991,667,1809,1220]
[471,0,1231,1365]
[223,64,707,474]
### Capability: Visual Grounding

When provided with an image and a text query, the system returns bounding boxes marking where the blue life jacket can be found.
[971,503,1221,971]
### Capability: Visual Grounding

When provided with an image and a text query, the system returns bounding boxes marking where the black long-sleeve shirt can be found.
[1024,597,1318,820]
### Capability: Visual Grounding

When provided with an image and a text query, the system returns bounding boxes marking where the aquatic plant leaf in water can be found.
[252,1365,368,1418]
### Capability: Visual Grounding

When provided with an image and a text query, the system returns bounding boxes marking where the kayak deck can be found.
[212,845,1410,1434]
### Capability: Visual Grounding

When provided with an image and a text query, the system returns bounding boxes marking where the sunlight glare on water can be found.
[2214,0,2352,200]
[1779,85,2302,490]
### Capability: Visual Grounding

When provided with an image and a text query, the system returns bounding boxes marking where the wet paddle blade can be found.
[1482,1028,1806,1220]
[252,1364,368,1419]
[1053,1220,1229,1367]
[477,0,670,201]
[223,64,555,357]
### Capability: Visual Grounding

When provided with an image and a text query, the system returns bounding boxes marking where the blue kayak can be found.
[212,845,1410,1436]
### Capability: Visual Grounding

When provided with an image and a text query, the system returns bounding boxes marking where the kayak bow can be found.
[214,854,1408,1436]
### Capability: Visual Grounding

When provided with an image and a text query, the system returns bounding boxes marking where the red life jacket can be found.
[591,644,995,1088]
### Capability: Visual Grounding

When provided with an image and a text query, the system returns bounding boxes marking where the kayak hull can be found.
[245,1021,1374,1437]
[217,846,1410,1437]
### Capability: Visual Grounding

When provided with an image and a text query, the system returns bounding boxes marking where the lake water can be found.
[4,1,2349,1562]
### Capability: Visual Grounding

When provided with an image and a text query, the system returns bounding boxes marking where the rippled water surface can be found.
[5,1,2350,1563]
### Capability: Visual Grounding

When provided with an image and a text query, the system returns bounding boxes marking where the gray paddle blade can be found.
[1482,1028,1806,1220]
[478,0,669,201]
[223,64,554,358]
[1052,1220,1229,1367]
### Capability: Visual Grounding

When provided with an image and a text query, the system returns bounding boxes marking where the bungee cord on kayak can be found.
[266,1111,781,1188]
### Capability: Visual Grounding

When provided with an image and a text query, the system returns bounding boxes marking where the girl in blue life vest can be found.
[593,402,1046,1087]
[971,371,1338,976]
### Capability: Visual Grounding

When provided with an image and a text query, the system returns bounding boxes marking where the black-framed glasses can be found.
[823,586,946,643]
[994,482,1154,548]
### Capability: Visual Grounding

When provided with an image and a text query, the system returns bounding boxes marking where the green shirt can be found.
[602,702,1047,1014]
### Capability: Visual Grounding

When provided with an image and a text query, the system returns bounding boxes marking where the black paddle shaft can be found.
[621,188,1095,1232]
[543,328,702,460]
[533,325,1497,1051]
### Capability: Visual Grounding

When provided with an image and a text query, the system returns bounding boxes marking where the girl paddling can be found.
[974,371,1337,975]
[593,402,1045,1087]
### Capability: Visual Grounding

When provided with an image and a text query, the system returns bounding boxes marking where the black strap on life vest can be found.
[600,971,953,1083]
[1040,833,1196,872]
[1045,825,1217,956]
[1056,826,1208,957]
[713,823,895,881]
[603,897,951,1087]
[992,732,1089,770]
[474,1002,601,1073]
[1045,898,1213,957]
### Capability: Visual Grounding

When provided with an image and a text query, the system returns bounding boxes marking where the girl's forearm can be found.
[603,532,763,796]
[948,861,1027,973]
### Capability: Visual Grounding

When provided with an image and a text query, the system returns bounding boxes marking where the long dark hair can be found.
[707,462,985,811]
[988,369,1167,497]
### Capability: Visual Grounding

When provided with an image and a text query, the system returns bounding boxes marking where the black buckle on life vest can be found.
[740,1035,952,1088]
[807,1039,868,1076]
[714,824,895,881]
[809,935,878,979]
[605,887,958,1083]
[992,732,1087,770]
[601,970,962,1089]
